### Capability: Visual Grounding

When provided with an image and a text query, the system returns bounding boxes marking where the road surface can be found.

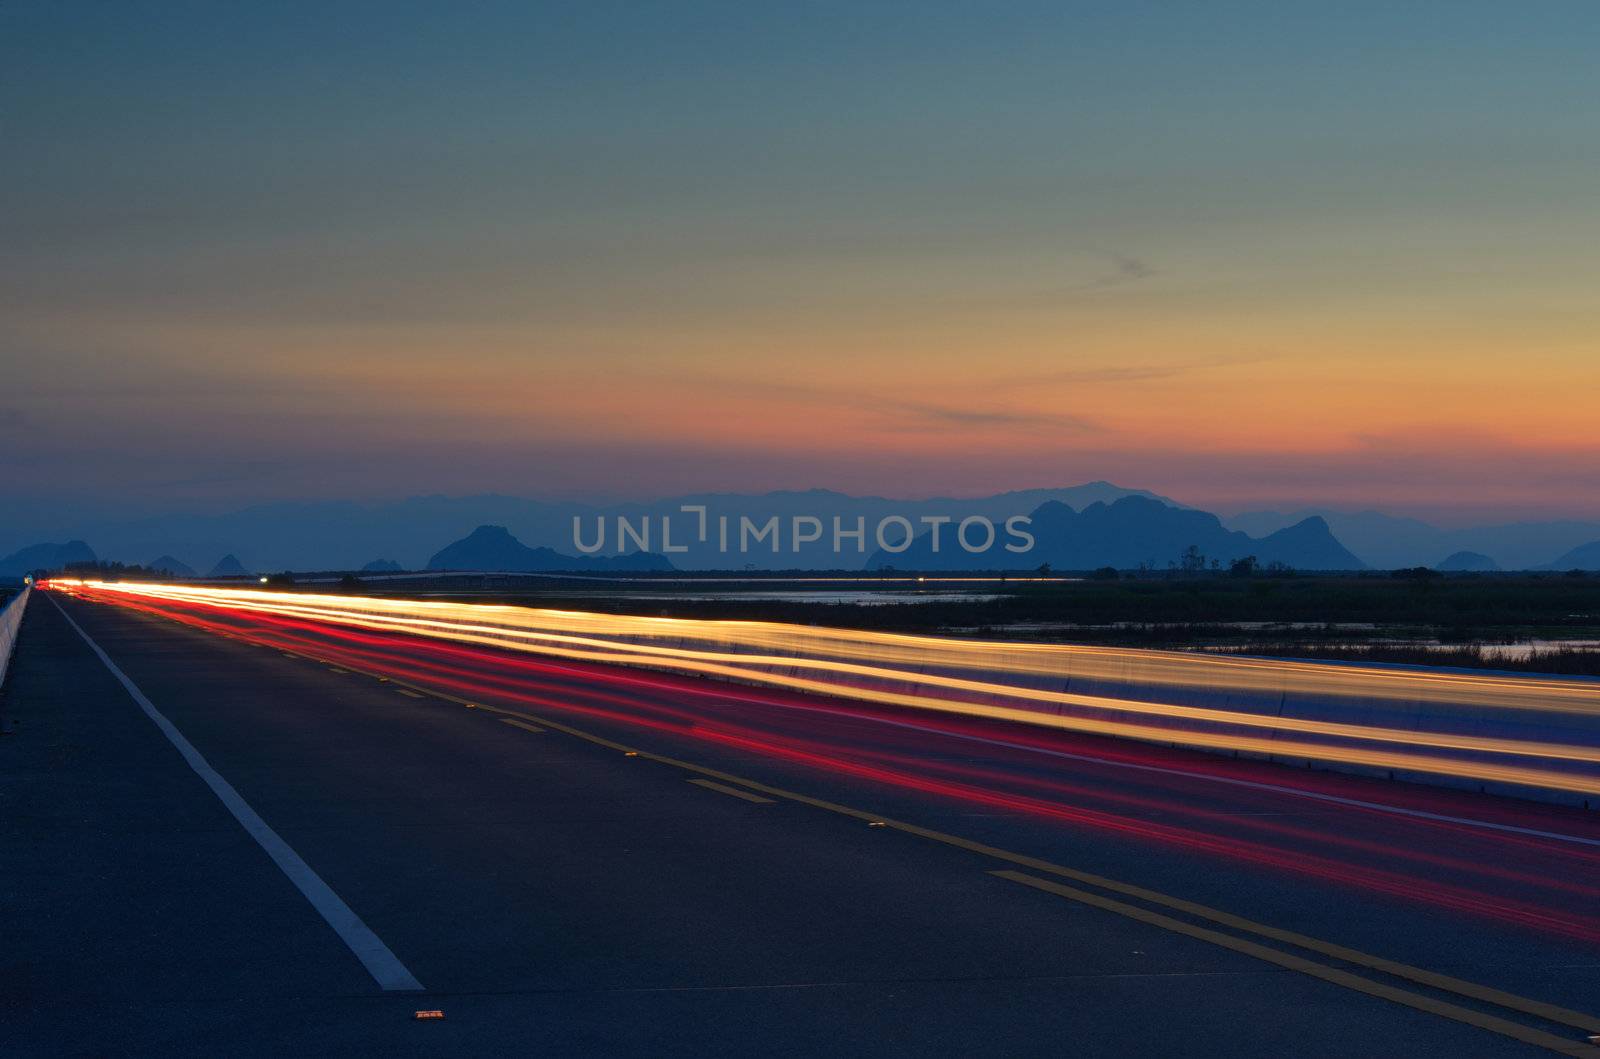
[4,590,1600,1056]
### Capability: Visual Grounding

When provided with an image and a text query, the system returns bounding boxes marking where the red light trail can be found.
[49,580,1600,948]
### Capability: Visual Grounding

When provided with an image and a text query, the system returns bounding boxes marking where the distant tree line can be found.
[60,559,163,580]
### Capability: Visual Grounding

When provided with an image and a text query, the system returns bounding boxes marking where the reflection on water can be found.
[1423,639,1600,660]
[603,590,1005,605]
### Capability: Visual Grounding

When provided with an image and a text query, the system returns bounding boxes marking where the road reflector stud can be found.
[465,703,479,709]
[624,751,639,757]
[413,1010,445,1021]
[868,821,887,828]
[377,676,390,683]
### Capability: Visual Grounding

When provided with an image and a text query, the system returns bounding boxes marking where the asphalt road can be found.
[4,590,1600,1057]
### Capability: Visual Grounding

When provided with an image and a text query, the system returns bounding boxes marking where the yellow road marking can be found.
[523,714,1600,1039]
[990,870,1595,1057]
[468,705,1600,1048]
[499,718,546,735]
[215,648,1600,1051]
[688,778,774,804]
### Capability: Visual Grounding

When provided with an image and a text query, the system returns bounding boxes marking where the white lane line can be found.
[49,595,425,991]
[721,696,1600,850]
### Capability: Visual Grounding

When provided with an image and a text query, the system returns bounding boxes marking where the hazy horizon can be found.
[9,481,1600,575]
[8,481,1600,539]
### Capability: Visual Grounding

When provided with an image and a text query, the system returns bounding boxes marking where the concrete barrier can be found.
[0,586,30,694]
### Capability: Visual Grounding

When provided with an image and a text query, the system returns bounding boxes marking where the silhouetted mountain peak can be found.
[465,524,515,542]
[1542,540,1600,571]
[208,554,249,577]
[428,525,673,573]
[0,539,98,577]
[1265,515,1331,540]
[1437,550,1499,572]
[146,555,197,578]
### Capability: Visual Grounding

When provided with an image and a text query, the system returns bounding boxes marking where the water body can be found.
[601,590,1006,605]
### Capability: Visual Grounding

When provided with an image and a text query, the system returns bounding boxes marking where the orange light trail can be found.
[49,579,1600,945]
[46,579,1600,797]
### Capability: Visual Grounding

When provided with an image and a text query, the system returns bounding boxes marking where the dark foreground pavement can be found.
[2,593,1595,1057]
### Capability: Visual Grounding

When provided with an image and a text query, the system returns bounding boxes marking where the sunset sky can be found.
[5,2,1599,524]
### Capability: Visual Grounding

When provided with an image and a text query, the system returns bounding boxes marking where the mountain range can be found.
[0,483,1178,573]
[867,496,1363,571]
[4,484,1599,575]
[427,526,673,573]
[1225,509,1600,570]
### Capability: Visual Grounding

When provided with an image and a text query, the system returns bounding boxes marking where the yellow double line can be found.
[252,633,1600,1054]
